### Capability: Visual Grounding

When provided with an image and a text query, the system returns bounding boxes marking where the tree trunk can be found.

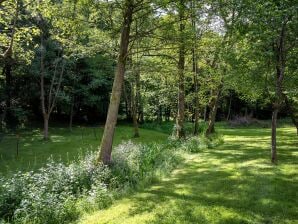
[40,32,48,140]
[271,107,278,163]
[270,20,287,163]
[131,83,139,137]
[203,105,207,122]
[122,82,132,121]
[135,69,143,124]
[191,0,199,135]
[206,88,221,136]
[192,48,199,135]
[97,0,134,164]
[43,113,49,140]
[176,0,185,139]
[226,94,232,121]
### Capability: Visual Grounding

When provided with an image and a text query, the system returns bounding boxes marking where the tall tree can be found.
[97,0,134,164]
[176,0,186,138]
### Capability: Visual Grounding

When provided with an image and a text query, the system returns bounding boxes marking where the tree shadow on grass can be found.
[124,128,298,224]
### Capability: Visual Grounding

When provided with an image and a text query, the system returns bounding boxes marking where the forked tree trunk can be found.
[206,87,221,136]
[176,0,185,139]
[97,0,134,164]
[39,28,64,140]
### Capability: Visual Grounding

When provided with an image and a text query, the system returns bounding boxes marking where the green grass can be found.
[78,125,298,224]
[0,125,168,176]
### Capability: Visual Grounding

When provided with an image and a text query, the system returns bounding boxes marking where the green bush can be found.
[167,133,224,153]
[0,142,182,224]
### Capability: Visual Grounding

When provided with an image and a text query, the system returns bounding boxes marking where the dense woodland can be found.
[0,0,297,223]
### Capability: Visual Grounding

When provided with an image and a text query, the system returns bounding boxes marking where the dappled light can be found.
[80,126,297,224]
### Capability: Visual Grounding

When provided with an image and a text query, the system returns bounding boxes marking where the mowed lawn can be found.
[79,126,298,224]
[0,125,168,175]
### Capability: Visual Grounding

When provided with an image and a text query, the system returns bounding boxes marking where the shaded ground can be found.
[79,126,297,224]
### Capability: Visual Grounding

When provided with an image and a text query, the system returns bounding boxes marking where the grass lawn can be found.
[79,125,298,224]
[0,125,168,176]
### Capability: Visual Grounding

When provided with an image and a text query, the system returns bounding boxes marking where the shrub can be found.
[167,134,224,153]
[0,141,182,224]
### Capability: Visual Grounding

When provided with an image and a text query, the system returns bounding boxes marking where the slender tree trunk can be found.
[43,113,49,140]
[135,69,143,124]
[191,0,199,135]
[176,0,185,139]
[131,82,139,137]
[270,20,287,163]
[122,82,132,121]
[203,105,207,122]
[40,33,48,140]
[192,50,199,135]
[271,107,278,163]
[226,94,232,121]
[97,0,134,164]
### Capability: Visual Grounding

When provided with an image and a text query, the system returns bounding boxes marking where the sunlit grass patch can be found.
[79,125,297,224]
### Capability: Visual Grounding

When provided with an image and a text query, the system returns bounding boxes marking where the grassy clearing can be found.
[0,125,168,175]
[79,126,298,224]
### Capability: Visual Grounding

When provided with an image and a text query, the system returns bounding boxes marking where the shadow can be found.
[118,127,298,223]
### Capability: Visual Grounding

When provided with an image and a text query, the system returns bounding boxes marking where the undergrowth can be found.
[0,126,223,224]
[0,141,182,224]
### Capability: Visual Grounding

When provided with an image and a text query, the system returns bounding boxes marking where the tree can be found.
[97,0,134,164]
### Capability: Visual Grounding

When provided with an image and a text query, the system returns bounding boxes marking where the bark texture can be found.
[176,0,186,139]
[206,86,222,136]
[98,0,134,164]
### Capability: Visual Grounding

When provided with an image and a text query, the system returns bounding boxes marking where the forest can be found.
[0,0,297,223]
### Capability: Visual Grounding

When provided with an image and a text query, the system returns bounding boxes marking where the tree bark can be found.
[192,49,199,135]
[40,33,48,140]
[206,87,222,136]
[43,114,49,140]
[203,105,207,122]
[176,0,186,139]
[135,68,143,123]
[226,94,232,121]
[270,20,287,163]
[97,0,134,164]
[122,82,132,121]
[131,83,139,137]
